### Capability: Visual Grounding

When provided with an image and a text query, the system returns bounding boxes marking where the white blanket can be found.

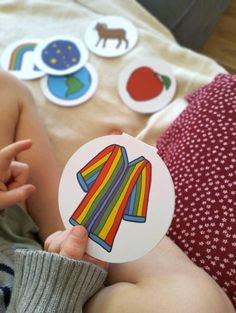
[0,0,226,168]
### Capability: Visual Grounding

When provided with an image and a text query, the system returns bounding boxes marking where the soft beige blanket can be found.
[0,0,226,168]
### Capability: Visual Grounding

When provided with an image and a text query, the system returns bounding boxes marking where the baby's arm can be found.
[0,70,64,240]
[84,237,235,313]
[7,226,107,313]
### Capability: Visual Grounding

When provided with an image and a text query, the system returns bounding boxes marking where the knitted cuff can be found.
[7,250,107,313]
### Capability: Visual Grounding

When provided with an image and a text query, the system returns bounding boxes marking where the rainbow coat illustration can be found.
[70,144,152,252]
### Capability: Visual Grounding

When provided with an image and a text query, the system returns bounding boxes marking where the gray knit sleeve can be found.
[7,250,107,313]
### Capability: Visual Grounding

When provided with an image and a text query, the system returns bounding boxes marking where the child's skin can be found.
[0,140,36,208]
[0,70,64,240]
[0,70,234,313]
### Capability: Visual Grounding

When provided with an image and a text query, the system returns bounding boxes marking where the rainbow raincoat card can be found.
[59,134,175,263]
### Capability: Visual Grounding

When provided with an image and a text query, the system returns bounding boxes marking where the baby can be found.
[0,70,234,312]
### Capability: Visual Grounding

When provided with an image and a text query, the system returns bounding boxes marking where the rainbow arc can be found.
[9,43,37,70]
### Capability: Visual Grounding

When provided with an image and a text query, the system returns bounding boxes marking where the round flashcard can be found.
[0,39,45,80]
[34,36,88,75]
[59,133,175,263]
[41,63,98,107]
[118,58,176,114]
[84,16,138,58]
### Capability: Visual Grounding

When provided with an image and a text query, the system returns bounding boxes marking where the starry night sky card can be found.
[34,36,88,75]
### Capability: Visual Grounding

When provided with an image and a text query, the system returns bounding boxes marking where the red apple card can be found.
[84,16,138,58]
[0,39,45,80]
[59,133,175,263]
[34,36,88,76]
[118,58,176,113]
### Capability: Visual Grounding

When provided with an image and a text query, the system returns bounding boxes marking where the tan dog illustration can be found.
[94,23,129,49]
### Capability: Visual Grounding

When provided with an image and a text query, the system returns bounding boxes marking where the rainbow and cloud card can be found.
[84,16,138,58]
[0,39,45,80]
[59,133,175,263]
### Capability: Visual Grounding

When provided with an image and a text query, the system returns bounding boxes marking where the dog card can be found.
[84,16,138,58]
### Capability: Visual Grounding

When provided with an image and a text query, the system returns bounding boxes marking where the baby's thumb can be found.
[60,226,88,260]
[0,184,35,208]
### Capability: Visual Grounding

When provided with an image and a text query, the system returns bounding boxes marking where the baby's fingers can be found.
[44,229,70,253]
[60,226,88,260]
[7,161,30,190]
[0,140,32,172]
[0,184,35,209]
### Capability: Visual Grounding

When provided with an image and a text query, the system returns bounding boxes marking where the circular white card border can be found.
[0,39,45,80]
[41,63,98,107]
[84,16,138,58]
[118,58,176,114]
[34,36,89,75]
[59,134,175,263]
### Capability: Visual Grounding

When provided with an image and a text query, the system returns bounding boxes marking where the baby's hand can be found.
[0,140,35,209]
[44,225,108,271]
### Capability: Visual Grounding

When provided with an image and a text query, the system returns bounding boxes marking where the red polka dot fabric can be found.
[156,74,236,307]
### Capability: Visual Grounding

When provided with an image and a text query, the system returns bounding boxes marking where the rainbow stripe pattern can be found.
[8,43,38,71]
[70,144,152,252]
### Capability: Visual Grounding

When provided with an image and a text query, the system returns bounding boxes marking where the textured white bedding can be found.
[0,0,227,168]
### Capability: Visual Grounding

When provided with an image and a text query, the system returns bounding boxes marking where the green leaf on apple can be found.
[160,74,171,90]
